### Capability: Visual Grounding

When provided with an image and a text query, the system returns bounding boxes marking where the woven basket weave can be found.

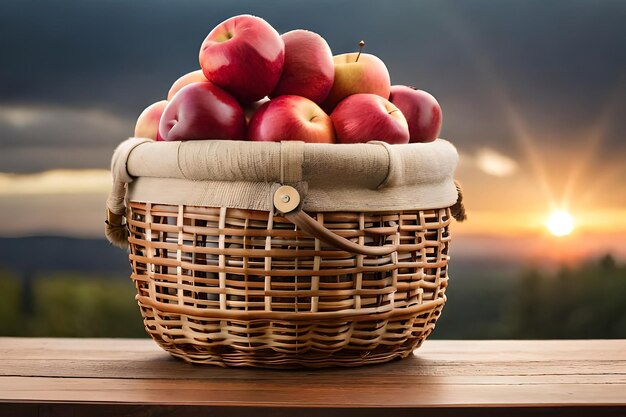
[107,138,463,368]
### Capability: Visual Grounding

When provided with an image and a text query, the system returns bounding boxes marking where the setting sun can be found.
[546,210,575,237]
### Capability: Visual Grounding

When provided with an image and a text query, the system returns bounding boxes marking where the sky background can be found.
[1,0,625,264]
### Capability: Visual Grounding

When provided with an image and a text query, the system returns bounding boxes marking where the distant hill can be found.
[0,236,131,274]
[0,236,522,281]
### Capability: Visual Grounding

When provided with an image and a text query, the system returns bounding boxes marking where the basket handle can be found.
[274,185,399,256]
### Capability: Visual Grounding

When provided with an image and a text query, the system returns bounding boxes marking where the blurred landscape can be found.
[1,236,624,339]
[0,1,625,339]
[0,237,143,337]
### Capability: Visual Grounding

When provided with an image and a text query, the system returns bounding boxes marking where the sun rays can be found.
[437,0,620,239]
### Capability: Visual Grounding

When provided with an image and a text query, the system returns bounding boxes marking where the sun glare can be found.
[546,210,575,237]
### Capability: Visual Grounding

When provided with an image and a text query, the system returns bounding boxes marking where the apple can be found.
[270,30,334,105]
[322,44,391,112]
[134,100,167,140]
[248,95,335,143]
[199,15,285,104]
[389,86,442,142]
[330,93,409,144]
[167,70,207,100]
[158,82,246,141]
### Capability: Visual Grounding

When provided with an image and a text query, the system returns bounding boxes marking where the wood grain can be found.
[0,338,625,416]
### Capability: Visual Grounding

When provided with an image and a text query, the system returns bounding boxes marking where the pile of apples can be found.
[134,14,442,145]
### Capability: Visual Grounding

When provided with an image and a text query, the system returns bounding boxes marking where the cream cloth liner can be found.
[108,137,459,215]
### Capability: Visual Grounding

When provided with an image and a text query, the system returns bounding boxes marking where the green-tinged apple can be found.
[167,70,207,100]
[271,30,334,105]
[322,41,391,112]
[389,85,442,142]
[199,15,285,104]
[134,100,167,140]
[158,82,246,141]
[330,93,409,144]
[248,95,335,143]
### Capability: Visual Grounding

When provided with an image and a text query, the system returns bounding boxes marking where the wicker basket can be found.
[106,138,464,368]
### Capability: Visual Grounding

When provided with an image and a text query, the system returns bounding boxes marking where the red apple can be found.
[248,95,335,143]
[389,86,442,142]
[199,15,285,104]
[270,30,334,105]
[158,82,246,141]
[167,70,207,100]
[134,100,167,140]
[322,49,391,112]
[330,93,409,144]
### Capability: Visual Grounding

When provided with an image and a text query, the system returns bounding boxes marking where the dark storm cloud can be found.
[0,105,132,172]
[0,0,625,172]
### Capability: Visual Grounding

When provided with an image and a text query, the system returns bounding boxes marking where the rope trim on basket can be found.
[451,180,467,222]
[105,208,129,250]
[105,138,153,249]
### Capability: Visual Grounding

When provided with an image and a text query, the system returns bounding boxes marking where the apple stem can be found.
[355,40,365,62]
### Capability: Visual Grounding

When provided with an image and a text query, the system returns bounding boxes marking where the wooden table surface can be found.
[0,338,625,417]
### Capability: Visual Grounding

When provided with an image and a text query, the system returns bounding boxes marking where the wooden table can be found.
[1,338,625,416]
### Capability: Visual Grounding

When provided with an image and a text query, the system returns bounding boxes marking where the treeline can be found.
[0,272,145,338]
[435,255,626,339]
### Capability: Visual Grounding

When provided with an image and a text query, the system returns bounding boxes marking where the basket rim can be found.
[110,136,459,216]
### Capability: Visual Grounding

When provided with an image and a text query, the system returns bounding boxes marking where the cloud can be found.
[1,0,625,171]
[0,105,130,131]
[475,148,518,177]
[0,106,43,128]
[0,104,133,148]
[0,192,109,238]
[0,104,133,172]
[459,148,518,177]
[0,169,111,195]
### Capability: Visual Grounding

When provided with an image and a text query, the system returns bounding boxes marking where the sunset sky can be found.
[1,0,625,264]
